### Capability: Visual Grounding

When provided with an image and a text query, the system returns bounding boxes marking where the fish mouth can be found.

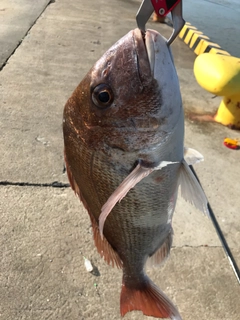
[133,28,170,79]
[133,28,152,81]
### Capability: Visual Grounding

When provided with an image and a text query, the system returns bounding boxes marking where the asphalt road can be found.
[0,0,239,319]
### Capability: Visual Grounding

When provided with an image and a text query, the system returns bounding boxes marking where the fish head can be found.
[63,28,182,153]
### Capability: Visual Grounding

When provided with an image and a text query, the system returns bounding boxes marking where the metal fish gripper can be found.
[136,0,185,45]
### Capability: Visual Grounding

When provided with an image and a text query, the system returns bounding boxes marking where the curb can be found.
[178,22,230,56]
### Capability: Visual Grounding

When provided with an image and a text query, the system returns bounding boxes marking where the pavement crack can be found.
[0,0,54,71]
[0,181,70,188]
[172,245,221,249]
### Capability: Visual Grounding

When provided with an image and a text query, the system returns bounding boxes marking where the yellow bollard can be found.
[215,96,240,128]
[194,53,240,129]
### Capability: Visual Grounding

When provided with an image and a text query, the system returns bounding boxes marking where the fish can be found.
[63,28,209,319]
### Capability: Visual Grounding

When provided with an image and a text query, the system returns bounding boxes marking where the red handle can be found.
[151,0,181,16]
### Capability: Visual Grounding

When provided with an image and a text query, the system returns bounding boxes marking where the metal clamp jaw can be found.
[136,0,185,45]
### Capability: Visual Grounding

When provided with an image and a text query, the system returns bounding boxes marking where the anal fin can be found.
[146,228,173,269]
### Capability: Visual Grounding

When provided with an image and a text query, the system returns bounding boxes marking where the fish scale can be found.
[66,124,178,260]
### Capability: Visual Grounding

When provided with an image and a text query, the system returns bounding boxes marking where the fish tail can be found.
[120,276,182,319]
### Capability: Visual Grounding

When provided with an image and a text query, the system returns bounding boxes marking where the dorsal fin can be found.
[64,151,122,269]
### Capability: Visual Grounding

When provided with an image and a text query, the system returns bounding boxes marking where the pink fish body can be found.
[63,28,208,319]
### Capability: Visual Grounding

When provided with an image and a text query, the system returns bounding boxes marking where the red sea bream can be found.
[63,28,208,319]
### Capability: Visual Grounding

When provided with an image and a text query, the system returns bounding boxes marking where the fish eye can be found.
[92,84,113,109]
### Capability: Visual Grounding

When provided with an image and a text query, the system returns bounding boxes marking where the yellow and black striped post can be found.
[179,22,229,55]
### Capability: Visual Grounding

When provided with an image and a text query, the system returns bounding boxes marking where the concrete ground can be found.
[0,0,52,69]
[0,0,239,319]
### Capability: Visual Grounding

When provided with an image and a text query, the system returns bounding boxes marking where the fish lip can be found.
[145,30,155,76]
[133,29,168,79]
[132,29,152,81]
[143,29,170,77]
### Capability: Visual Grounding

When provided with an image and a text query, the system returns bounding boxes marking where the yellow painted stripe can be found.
[184,29,202,45]
[194,41,220,55]
[189,33,209,49]
[179,22,230,56]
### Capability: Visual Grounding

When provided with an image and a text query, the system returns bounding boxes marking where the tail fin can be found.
[120,276,182,319]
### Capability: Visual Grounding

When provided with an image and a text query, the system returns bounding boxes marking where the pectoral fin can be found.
[179,159,209,216]
[99,161,178,237]
[99,163,153,237]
